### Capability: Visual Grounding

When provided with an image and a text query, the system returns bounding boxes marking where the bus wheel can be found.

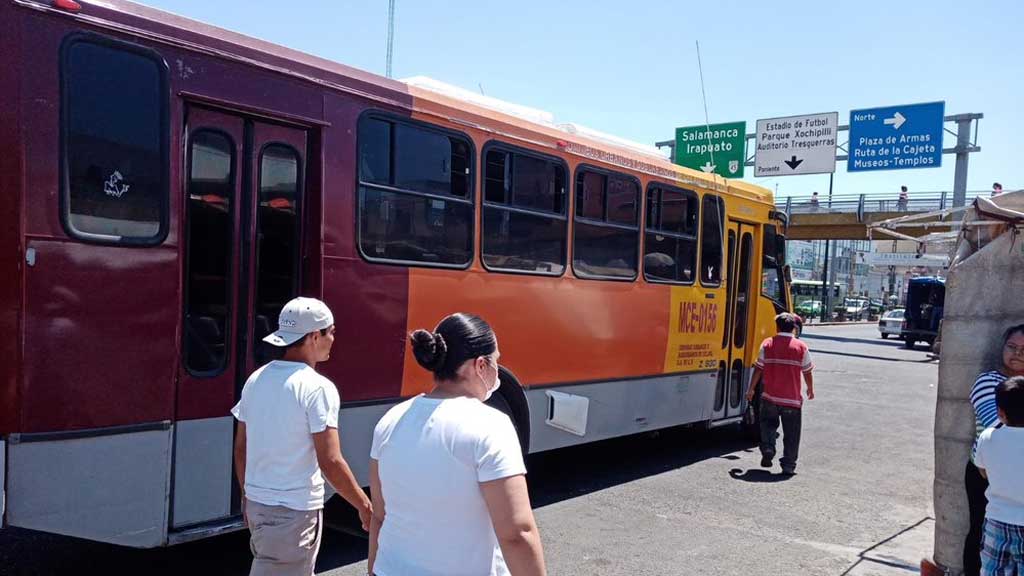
[903,337,916,349]
[485,366,532,456]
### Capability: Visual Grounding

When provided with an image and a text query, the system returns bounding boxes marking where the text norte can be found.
[677,302,719,334]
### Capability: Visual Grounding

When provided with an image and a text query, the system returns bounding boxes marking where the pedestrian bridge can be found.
[777,191,987,240]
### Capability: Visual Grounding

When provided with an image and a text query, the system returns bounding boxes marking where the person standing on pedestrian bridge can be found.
[898,185,909,211]
[746,313,815,476]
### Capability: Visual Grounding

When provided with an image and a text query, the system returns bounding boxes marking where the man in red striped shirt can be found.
[746,313,815,475]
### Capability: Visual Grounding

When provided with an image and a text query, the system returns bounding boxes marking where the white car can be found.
[878,309,905,339]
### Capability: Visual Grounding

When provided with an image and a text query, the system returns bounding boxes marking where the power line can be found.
[695,40,714,170]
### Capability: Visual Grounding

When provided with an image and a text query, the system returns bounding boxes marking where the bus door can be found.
[172,105,307,529]
[714,220,755,421]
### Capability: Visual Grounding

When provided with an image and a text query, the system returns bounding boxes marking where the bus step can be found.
[708,416,743,428]
[167,516,245,546]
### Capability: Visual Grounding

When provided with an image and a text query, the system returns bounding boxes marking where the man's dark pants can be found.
[759,400,802,472]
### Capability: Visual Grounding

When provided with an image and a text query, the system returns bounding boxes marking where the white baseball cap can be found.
[263,297,335,347]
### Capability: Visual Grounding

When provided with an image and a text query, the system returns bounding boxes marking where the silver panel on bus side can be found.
[526,371,717,453]
[326,373,716,490]
[172,417,233,528]
[6,427,172,548]
[338,402,398,487]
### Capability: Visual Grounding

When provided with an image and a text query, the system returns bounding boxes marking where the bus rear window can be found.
[61,36,168,244]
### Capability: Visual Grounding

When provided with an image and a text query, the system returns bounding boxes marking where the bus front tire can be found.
[485,366,532,456]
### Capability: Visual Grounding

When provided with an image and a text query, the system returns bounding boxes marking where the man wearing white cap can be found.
[232,297,371,576]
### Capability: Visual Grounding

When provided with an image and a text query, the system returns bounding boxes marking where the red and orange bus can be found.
[0,0,793,547]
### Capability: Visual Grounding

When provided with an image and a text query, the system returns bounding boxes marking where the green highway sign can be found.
[674,121,746,178]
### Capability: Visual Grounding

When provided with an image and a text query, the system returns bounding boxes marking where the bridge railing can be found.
[779,190,990,221]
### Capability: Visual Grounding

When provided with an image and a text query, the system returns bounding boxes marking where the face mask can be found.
[481,359,500,401]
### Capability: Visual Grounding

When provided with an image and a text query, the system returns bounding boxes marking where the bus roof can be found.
[401,78,772,203]
[49,0,774,206]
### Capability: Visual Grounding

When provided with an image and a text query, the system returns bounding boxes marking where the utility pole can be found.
[951,115,974,208]
[385,0,396,78]
[819,173,834,322]
[820,239,831,322]
[887,239,897,305]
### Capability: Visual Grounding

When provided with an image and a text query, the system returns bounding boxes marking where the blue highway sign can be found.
[847,101,945,172]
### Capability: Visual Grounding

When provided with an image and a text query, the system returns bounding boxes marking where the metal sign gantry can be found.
[657,111,983,208]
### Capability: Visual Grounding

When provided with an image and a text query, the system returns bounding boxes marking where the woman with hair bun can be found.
[367,313,546,576]
[962,323,1024,575]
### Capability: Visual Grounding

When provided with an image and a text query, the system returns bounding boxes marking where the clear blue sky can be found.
[146,0,1021,199]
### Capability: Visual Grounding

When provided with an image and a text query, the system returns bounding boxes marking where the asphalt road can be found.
[0,323,939,575]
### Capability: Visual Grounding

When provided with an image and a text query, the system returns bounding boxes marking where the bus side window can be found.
[643,184,698,284]
[573,168,639,280]
[700,195,725,286]
[481,145,567,276]
[356,116,473,267]
[61,36,169,244]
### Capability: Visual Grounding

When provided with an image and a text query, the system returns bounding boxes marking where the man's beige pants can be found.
[246,499,323,576]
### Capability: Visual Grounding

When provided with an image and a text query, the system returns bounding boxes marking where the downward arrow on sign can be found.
[701,162,716,173]
[784,156,803,170]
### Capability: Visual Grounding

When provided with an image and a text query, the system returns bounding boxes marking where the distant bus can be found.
[0,0,794,548]
[790,279,843,304]
[901,276,945,348]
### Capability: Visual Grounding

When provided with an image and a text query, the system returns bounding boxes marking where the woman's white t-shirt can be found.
[370,395,527,576]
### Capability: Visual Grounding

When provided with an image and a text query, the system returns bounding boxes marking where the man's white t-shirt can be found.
[975,424,1024,526]
[370,396,527,576]
[231,360,340,511]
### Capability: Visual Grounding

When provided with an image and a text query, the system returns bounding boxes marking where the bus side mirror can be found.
[783,264,793,284]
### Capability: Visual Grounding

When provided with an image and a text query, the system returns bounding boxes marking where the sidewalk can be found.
[844,517,934,575]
